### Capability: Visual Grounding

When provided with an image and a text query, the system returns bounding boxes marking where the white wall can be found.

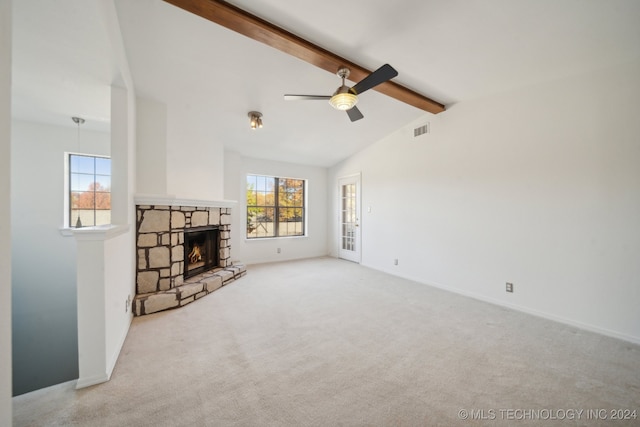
[225,151,328,264]
[136,96,167,195]
[0,0,12,421]
[102,84,135,383]
[75,225,132,389]
[103,230,134,376]
[329,60,640,344]
[136,100,225,201]
[166,105,225,200]
[11,120,110,395]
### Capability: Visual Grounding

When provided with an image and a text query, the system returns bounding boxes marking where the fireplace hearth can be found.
[133,202,246,316]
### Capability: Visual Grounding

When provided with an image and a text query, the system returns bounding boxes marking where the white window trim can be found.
[245,173,308,240]
[62,151,112,230]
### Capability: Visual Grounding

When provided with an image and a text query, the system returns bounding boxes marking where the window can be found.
[246,175,305,238]
[69,154,111,227]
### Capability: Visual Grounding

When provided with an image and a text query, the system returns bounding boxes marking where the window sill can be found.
[244,235,309,243]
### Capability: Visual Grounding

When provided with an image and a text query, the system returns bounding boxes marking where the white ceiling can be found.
[11,0,640,167]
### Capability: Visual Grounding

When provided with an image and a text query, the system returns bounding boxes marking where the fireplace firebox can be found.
[184,226,220,279]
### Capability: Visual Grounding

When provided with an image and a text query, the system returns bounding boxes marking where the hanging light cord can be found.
[71,117,85,227]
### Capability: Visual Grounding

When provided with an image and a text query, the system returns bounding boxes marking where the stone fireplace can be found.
[133,200,245,316]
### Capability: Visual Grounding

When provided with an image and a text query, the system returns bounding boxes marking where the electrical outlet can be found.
[506,282,514,293]
[277,247,281,254]
[394,258,399,266]
[125,295,131,312]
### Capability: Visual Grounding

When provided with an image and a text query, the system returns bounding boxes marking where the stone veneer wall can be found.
[134,205,246,316]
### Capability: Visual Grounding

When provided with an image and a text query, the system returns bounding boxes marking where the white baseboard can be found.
[106,315,133,379]
[363,263,640,346]
[76,373,110,390]
[428,278,640,346]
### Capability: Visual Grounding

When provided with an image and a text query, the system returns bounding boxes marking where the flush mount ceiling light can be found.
[248,111,263,130]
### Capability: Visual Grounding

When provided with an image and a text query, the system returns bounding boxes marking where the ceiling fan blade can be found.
[346,106,364,122]
[351,64,398,95]
[284,95,331,101]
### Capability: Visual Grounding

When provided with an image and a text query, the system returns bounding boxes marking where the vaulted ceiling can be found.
[11,0,640,167]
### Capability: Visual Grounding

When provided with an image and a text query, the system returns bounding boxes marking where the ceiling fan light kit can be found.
[329,92,358,111]
[329,67,358,111]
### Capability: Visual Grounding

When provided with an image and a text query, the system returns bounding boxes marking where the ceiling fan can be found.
[284,64,398,122]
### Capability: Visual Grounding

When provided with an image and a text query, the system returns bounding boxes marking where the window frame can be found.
[67,153,112,228]
[246,174,306,239]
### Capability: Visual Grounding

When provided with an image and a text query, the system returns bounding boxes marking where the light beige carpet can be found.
[13,257,640,426]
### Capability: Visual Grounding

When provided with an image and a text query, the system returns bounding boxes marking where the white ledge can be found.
[59,224,131,240]
[134,194,237,208]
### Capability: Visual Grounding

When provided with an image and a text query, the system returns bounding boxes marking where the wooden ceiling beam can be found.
[163,0,446,114]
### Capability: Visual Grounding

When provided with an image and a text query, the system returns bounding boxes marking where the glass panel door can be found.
[338,175,361,263]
